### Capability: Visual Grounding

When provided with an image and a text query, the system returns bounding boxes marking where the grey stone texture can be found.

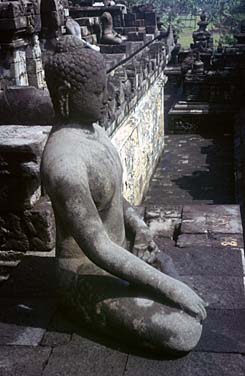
[0,298,56,346]
[196,309,245,353]
[154,244,243,276]
[124,352,245,376]
[0,126,55,267]
[0,125,50,211]
[177,233,244,249]
[42,336,127,376]
[144,134,234,206]
[181,205,243,235]
[0,198,55,253]
[0,346,51,376]
[181,275,245,309]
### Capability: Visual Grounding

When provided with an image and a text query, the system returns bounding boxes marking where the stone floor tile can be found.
[209,234,244,250]
[148,218,180,238]
[196,309,245,353]
[207,215,243,234]
[176,234,210,248]
[181,217,208,234]
[41,331,72,347]
[177,233,244,250]
[0,298,56,346]
[125,352,245,376]
[42,335,127,376]
[145,205,183,219]
[41,310,75,347]
[182,205,240,220]
[0,345,51,376]
[144,135,234,206]
[155,245,243,276]
[181,276,245,309]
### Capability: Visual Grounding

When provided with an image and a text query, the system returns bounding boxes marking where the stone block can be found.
[156,245,243,276]
[209,233,244,250]
[196,309,245,353]
[0,2,25,18]
[42,335,127,376]
[0,86,52,124]
[177,234,210,247]
[124,13,136,27]
[145,12,157,26]
[125,352,245,376]
[0,16,27,31]
[135,19,145,28]
[181,205,243,235]
[127,31,146,42]
[99,43,128,54]
[0,346,51,376]
[0,298,56,346]
[0,125,51,210]
[181,275,245,309]
[145,205,183,220]
[146,25,156,34]
[0,198,55,253]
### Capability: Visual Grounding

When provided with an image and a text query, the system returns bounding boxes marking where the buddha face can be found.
[69,78,107,124]
[45,43,108,124]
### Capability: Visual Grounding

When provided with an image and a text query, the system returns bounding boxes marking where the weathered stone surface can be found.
[0,298,56,346]
[125,352,245,376]
[42,335,127,376]
[208,233,244,250]
[177,233,244,249]
[196,309,245,353]
[111,73,165,205]
[144,135,234,206]
[181,275,245,309]
[0,125,51,210]
[145,205,182,220]
[181,205,243,235]
[0,87,53,124]
[0,198,55,253]
[144,205,182,239]
[155,245,243,276]
[148,217,180,239]
[41,331,72,347]
[177,234,210,248]
[0,346,51,376]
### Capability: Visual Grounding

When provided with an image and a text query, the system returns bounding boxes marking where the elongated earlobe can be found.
[58,81,71,120]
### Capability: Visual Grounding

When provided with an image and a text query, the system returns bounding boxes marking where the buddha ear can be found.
[58,81,71,119]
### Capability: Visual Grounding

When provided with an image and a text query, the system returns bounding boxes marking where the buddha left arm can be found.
[123,199,160,262]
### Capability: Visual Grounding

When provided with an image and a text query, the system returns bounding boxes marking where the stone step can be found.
[145,204,244,249]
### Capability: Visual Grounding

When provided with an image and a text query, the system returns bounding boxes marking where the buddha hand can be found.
[132,226,160,262]
[167,278,208,321]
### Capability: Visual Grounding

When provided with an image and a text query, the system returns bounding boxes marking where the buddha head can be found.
[45,37,107,124]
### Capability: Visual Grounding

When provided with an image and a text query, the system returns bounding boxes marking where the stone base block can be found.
[168,101,236,134]
[0,198,55,253]
[0,125,51,210]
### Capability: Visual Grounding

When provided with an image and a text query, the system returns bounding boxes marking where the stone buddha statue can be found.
[41,38,207,354]
[100,11,125,45]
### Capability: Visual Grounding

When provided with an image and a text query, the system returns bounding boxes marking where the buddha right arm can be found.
[51,177,207,320]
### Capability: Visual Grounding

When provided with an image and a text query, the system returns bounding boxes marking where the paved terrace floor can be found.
[0,130,245,375]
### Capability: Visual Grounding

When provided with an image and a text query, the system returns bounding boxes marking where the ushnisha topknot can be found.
[54,35,85,53]
[44,37,106,117]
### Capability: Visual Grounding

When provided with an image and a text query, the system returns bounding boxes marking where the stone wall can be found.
[111,72,165,204]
